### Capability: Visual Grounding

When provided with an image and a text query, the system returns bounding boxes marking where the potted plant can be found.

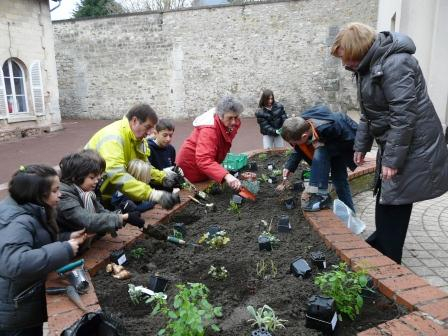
[148,274,169,293]
[148,282,222,336]
[310,251,326,269]
[305,295,337,333]
[247,304,287,335]
[258,231,280,251]
[290,257,311,278]
[277,215,291,232]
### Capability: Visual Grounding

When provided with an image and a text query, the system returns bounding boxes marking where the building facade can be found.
[0,0,62,141]
[378,0,448,131]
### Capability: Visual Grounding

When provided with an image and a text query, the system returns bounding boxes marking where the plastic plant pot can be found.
[310,251,327,269]
[148,275,169,293]
[208,225,222,237]
[292,180,305,192]
[305,295,337,333]
[66,268,90,294]
[110,249,127,265]
[247,161,258,171]
[251,328,272,336]
[232,194,244,204]
[267,163,275,171]
[283,197,296,210]
[290,258,311,278]
[277,215,291,233]
[173,223,186,237]
[258,236,272,251]
[267,176,278,184]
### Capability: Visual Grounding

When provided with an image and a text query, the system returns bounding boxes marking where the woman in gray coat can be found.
[0,165,85,335]
[331,22,448,264]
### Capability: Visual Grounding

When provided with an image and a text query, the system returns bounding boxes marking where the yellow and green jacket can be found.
[85,117,165,202]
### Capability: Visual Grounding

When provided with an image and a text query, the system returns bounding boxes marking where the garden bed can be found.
[93,153,406,335]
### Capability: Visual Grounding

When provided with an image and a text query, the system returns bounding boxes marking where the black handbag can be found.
[60,311,127,336]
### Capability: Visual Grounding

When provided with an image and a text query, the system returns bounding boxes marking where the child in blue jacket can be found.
[281,105,358,212]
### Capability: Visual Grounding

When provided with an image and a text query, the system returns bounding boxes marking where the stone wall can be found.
[53,0,377,119]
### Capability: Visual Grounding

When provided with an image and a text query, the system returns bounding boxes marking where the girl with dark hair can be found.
[0,164,86,335]
[255,89,287,149]
[57,150,145,241]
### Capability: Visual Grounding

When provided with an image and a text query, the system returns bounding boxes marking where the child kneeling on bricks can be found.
[57,150,145,249]
[280,105,358,212]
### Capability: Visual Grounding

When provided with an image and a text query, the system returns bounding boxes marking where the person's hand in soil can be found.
[224,173,241,191]
[149,190,181,209]
[283,168,291,179]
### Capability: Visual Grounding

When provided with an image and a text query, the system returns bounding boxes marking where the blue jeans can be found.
[309,146,354,212]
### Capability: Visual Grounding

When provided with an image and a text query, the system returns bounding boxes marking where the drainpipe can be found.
[50,0,62,12]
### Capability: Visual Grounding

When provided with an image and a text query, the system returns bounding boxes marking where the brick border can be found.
[46,149,448,335]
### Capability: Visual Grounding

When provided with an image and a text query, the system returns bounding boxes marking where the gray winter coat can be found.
[0,197,73,330]
[57,182,123,235]
[354,31,448,204]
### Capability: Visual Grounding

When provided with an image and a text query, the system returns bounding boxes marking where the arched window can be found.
[2,59,28,114]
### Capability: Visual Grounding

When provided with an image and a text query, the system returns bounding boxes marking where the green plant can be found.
[283,149,293,157]
[208,265,228,280]
[314,262,370,320]
[271,169,282,177]
[198,230,230,249]
[148,282,222,336]
[247,305,287,332]
[258,153,267,161]
[259,231,280,246]
[227,200,241,219]
[256,258,277,279]
[128,284,144,304]
[258,174,269,183]
[130,247,146,259]
[172,229,183,239]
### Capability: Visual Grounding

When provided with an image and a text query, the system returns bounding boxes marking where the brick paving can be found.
[354,190,448,294]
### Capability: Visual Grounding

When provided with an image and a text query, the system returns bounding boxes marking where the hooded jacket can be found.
[57,182,123,235]
[176,108,241,183]
[85,117,165,204]
[255,102,287,136]
[354,32,448,204]
[0,197,73,330]
[285,105,357,173]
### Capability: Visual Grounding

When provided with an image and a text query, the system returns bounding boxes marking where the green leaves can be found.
[314,262,370,320]
[150,283,222,336]
[246,305,287,332]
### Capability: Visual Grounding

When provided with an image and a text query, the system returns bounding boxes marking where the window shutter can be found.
[0,68,7,119]
[30,61,45,116]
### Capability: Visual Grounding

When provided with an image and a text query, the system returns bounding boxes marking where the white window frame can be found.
[2,59,30,115]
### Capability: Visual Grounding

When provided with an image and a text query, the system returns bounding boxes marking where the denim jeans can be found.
[309,146,355,211]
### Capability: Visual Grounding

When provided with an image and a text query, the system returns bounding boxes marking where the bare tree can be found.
[118,0,192,11]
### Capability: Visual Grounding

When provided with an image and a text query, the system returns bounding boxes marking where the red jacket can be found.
[176,108,241,183]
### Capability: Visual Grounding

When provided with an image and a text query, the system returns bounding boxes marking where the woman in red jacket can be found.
[176,96,244,190]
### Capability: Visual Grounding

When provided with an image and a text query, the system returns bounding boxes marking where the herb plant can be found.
[128,284,144,304]
[130,247,146,259]
[258,174,269,183]
[259,231,280,246]
[227,200,241,219]
[314,262,369,320]
[198,230,230,249]
[208,265,228,280]
[271,169,282,177]
[247,304,287,332]
[148,282,222,336]
[258,153,267,161]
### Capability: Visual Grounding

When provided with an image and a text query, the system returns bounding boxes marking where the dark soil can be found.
[93,153,406,336]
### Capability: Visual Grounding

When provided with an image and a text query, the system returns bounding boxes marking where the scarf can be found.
[75,185,96,213]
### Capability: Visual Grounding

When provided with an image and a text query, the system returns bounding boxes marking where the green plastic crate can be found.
[222,153,248,171]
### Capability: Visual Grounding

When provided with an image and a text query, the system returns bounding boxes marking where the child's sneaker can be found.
[302,193,332,212]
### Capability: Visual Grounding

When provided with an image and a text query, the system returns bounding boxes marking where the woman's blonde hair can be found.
[127,159,152,184]
[331,22,377,62]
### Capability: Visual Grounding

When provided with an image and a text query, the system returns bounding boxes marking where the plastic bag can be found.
[333,199,365,235]
[61,311,127,336]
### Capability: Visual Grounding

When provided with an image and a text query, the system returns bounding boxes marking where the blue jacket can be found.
[285,105,358,173]
[148,139,176,170]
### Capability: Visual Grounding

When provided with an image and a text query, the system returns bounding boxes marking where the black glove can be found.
[119,200,138,214]
[150,190,181,210]
[126,211,145,228]
[162,169,184,188]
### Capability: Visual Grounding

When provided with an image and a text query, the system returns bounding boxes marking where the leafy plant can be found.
[271,169,282,177]
[258,153,267,161]
[247,305,287,332]
[208,265,228,280]
[227,200,241,219]
[148,282,222,336]
[258,174,269,183]
[314,262,370,320]
[259,231,280,246]
[256,258,277,279]
[283,149,293,157]
[128,284,144,304]
[198,231,230,249]
[172,229,183,239]
[130,247,146,259]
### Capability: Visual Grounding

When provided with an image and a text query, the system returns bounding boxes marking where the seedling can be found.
[258,153,267,161]
[198,230,230,249]
[227,200,241,219]
[259,231,280,246]
[258,174,269,183]
[314,262,370,320]
[130,247,146,260]
[148,282,222,336]
[256,258,278,279]
[247,305,287,332]
[208,265,228,280]
[128,284,144,305]
[271,169,282,177]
